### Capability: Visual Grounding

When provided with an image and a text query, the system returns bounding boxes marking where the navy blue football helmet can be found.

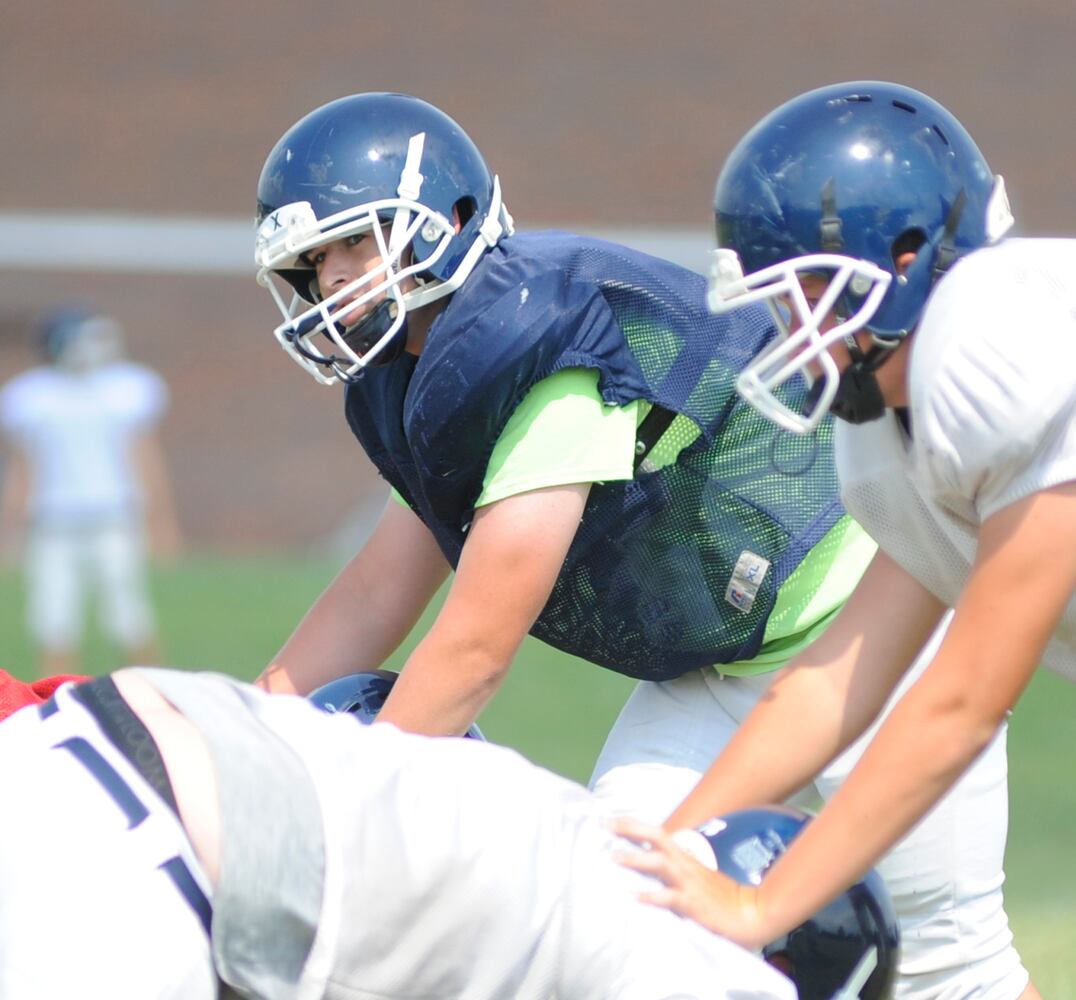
[698,806,899,1000]
[255,92,513,384]
[309,669,486,740]
[708,81,1013,432]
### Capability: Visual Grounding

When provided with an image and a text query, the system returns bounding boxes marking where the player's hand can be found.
[610,816,771,950]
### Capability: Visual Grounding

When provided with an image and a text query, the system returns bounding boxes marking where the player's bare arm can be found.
[662,549,945,832]
[0,444,29,563]
[375,481,591,736]
[624,482,1076,951]
[133,429,183,560]
[258,497,449,695]
[112,668,222,885]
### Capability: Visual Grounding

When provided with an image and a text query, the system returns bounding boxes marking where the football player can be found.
[250,93,1027,997]
[0,307,181,676]
[615,81,1072,1000]
[0,664,825,1000]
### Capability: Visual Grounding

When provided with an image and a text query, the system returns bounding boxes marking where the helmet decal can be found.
[699,806,900,1000]
[308,670,486,740]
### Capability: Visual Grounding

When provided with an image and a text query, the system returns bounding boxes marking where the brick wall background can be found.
[4,1,1075,547]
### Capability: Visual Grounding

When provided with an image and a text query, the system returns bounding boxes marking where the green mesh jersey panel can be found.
[448,366,870,674]
[529,267,843,679]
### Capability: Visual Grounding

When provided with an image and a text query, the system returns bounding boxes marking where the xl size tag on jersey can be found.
[725,550,771,613]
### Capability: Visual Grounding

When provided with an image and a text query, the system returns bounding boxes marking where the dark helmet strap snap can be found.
[931,187,966,284]
[338,300,408,377]
[844,335,895,374]
[819,178,843,252]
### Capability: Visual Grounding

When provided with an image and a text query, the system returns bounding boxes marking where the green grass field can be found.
[3,553,1073,993]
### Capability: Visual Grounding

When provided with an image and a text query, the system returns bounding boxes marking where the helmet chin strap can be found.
[809,176,900,428]
[828,335,895,425]
[339,300,409,375]
[829,193,967,424]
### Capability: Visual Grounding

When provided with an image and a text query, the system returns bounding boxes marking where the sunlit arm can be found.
[258,497,450,695]
[133,430,182,560]
[0,445,29,563]
[375,482,590,737]
[746,482,1076,944]
[664,549,946,833]
[617,485,1076,950]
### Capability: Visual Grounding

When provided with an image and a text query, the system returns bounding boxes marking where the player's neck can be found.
[404,299,449,356]
[876,338,912,409]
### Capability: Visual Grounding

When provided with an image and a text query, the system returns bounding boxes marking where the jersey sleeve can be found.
[911,255,1076,521]
[0,383,22,438]
[109,364,169,429]
[475,368,641,508]
[0,372,44,440]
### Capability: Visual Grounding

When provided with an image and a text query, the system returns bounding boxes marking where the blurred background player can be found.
[251,92,1025,999]
[0,305,181,676]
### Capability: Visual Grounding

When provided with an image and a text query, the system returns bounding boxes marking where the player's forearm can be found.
[267,574,440,694]
[0,449,29,545]
[136,434,181,554]
[372,484,588,733]
[260,500,450,695]
[764,483,1076,902]
[263,592,412,695]
[753,673,1002,943]
[375,622,516,736]
[665,663,859,830]
[757,487,1076,939]
[261,560,444,695]
[667,553,946,831]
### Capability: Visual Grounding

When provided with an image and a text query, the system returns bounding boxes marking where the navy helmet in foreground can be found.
[698,805,899,1000]
[255,92,513,383]
[309,669,486,740]
[708,81,1014,432]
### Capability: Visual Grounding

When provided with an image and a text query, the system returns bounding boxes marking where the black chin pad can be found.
[830,363,887,424]
[340,300,407,370]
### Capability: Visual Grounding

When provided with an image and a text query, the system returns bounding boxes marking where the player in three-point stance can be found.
[0,664,867,999]
[615,80,1072,1000]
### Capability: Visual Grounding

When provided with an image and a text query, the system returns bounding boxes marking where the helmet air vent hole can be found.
[932,125,950,145]
[453,195,478,228]
[892,100,917,113]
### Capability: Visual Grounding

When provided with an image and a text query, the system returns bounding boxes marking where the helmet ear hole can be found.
[891,228,928,270]
[713,81,1001,341]
[453,194,477,231]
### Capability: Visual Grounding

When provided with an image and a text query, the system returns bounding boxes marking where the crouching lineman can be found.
[0,666,807,1000]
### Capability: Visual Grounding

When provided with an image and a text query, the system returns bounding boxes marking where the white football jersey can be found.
[837,238,1076,681]
[0,361,167,522]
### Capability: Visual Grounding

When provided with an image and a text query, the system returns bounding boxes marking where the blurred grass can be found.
[1,553,1072,991]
